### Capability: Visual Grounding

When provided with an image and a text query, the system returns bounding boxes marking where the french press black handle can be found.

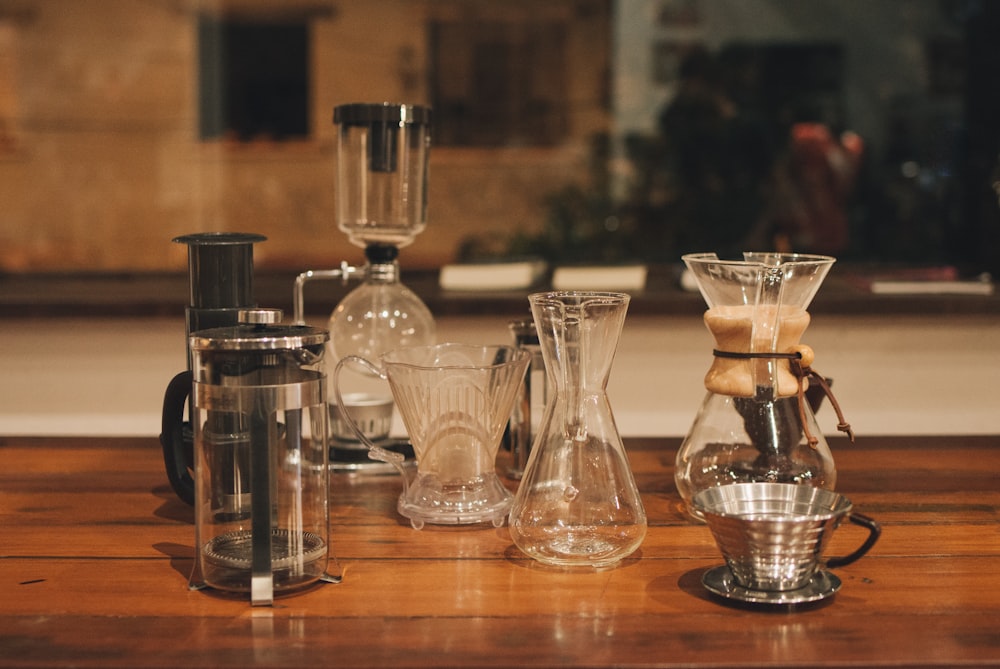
[160,370,195,505]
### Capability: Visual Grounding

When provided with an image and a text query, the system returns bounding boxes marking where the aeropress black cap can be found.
[173,232,267,342]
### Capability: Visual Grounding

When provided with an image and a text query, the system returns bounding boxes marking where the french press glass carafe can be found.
[187,308,338,605]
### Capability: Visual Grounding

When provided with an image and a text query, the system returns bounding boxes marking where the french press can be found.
[185,308,339,605]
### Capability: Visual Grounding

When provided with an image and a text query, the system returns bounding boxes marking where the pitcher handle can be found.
[826,512,881,569]
[333,356,410,492]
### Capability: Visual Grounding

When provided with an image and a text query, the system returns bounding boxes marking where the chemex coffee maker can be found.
[161,233,339,605]
[674,252,855,519]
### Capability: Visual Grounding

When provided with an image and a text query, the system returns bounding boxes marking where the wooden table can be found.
[2,435,998,668]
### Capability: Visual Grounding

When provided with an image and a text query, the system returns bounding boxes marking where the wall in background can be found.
[0,0,607,272]
[3,1,995,275]
[2,313,996,438]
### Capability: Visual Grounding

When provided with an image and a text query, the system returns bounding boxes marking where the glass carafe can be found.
[675,252,852,519]
[509,291,647,568]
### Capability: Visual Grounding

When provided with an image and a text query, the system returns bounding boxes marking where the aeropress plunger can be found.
[160,232,266,505]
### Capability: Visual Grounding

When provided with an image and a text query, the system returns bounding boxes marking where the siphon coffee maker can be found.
[293,102,435,471]
[675,252,855,518]
[185,308,339,605]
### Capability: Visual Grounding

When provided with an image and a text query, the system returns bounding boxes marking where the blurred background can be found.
[1,0,997,275]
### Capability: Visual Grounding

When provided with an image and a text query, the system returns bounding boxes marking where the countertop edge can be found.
[2,266,998,319]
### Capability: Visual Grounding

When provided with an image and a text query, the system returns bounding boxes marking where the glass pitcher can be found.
[334,343,529,530]
[509,291,647,568]
[675,252,854,519]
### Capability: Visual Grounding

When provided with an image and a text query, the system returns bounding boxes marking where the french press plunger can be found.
[184,308,339,605]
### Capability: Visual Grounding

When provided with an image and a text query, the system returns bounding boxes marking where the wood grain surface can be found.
[1,435,998,668]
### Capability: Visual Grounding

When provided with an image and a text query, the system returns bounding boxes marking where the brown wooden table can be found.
[2,435,998,668]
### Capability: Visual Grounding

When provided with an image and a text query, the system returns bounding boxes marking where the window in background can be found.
[0,20,18,152]
[197,16,310,142]
[429,19,569,147]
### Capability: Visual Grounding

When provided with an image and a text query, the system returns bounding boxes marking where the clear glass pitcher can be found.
[334,343,529,530]
[509,291,647,568]
[675,252,854,519]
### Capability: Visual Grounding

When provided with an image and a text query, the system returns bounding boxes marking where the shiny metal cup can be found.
[692,483,880,592]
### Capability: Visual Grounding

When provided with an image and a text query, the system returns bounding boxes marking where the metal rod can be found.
[292,261,359,324]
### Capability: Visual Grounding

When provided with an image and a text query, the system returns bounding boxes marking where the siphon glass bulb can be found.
[327,260,435,362]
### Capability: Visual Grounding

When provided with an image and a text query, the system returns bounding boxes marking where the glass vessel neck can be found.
[365,260,400,284]
[363,243,402,284]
